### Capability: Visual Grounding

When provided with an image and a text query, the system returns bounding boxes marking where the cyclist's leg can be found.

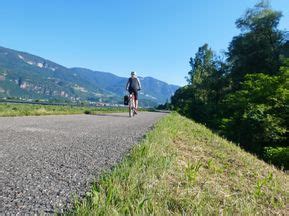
[128,90,134,117]
[128,89,133,108]
[133,90,138,114]
[135,100,138,110]
[134,90,138,110]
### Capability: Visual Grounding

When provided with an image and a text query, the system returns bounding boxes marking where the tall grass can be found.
[69,113,289,215]
[0,103,127,117]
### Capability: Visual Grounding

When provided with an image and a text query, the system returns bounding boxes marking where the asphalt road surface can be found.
[0,112,166,214]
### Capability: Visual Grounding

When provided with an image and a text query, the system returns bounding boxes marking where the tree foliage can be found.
[228,0,284,88]
[221,63,289,152]
[173,44,228,127]
[171,1,289,168]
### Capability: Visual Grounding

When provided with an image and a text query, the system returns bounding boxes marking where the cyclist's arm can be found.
[126,79,130,91]
[137,78,141,90]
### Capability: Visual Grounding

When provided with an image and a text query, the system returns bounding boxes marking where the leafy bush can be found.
[221,70,289,153]
[84,110,91,115]
[264,147,289,170]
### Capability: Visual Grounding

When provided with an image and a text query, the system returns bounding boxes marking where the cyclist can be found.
[126,71,141,114]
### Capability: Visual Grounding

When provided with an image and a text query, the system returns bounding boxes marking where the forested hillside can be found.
[0,47,178,106]
[171,1,289,169]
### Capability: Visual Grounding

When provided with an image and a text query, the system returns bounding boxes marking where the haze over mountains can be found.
[0,46,179,106]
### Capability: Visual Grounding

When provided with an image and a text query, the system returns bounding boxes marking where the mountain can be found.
[0,46,179,106]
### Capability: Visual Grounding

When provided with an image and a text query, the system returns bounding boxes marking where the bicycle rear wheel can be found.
[128,97,133,117]
[129,106,133,117]
[128,94,135,117]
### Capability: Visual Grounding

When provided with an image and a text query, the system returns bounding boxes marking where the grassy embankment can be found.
[71,113,289,215]
[0,103,128,117]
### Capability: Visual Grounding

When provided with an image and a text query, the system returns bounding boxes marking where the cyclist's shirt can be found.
[126,77,141,100]
[126,77,141,91]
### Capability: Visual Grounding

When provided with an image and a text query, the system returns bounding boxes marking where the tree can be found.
[221,60,289,153]
[172,44,227,127]
[227,0,285,89]
[187,44,217,104]
[281,33,289,58]
[172,0,289,169]
[171,85,195,117]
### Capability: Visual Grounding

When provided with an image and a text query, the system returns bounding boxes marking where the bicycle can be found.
[128,92,136,117]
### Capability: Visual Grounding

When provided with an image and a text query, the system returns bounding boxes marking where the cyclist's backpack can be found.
[124,95,129,105]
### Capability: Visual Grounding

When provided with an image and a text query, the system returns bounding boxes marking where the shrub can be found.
[84,110,91,115]
[264,147,289,170]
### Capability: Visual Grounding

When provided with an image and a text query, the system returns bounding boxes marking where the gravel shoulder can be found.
[0,112,166,214]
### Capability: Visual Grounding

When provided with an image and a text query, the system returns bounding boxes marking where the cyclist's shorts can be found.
[129,88,138,100]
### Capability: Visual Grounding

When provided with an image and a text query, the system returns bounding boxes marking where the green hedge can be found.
[264,147,289,170]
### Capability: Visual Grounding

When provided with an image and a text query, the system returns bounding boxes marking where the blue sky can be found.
[0,0,288,86]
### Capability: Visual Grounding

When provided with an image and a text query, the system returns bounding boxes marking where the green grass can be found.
[69,113,289,215]
[0,103,128,117]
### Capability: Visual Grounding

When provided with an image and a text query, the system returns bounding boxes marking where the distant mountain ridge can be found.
[0,46,179,106]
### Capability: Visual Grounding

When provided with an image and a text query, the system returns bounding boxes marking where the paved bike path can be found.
[0,112,166,214]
